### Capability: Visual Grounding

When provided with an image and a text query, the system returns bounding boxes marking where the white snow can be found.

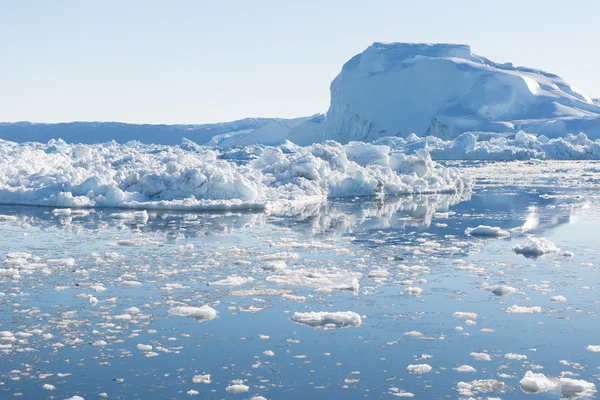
[325,42,600,144]
[513,237,559,257]
[0,139,469,212]
[290,311,362,328]
[167,305,217,321]
[465,225,510,238]
[586,345,600,352]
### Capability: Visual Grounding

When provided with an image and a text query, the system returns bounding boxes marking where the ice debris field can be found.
[2,42,600,399]
[2,160,600,399]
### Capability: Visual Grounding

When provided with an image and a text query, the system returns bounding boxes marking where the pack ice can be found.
[325,42,600,143]
[0,139,470,211]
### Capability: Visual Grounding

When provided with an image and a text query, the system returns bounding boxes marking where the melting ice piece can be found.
[465,225,510,238]
[406,364,432,374]
[488,285,516,296]
[513,237,559,257]
[168,305,217,321]
[290,311,361,328]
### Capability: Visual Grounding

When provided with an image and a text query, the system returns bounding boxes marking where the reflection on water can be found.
[1,186,600,399]
[0,187,590,237]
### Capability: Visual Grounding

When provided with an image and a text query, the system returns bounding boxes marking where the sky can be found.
[1,0,599,124]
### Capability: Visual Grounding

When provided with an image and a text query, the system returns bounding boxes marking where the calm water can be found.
[1,181,600,399]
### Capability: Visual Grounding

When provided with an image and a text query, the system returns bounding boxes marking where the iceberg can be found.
[325,42,600,143]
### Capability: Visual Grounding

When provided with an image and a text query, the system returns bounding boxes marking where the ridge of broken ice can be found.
[0,139,470,212]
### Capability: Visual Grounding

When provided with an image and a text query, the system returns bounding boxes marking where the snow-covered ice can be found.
[513,237,559,257]
[0,139,470,212]
[325,42,600,144]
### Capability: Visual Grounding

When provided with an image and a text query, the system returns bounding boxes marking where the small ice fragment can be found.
[470,352,491,361]
[513,237,559,257]
[505,305,542,314]
[406,364,432,374]
[192,374,211,384]
[465,225,510,238]
[453,312,477,319]
[168,305,217,321]
[454,365,476,373]
[290,311,361,329]
[225,384,249,393]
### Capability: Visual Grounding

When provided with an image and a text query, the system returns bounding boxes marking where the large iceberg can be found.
[324,42,600,143]
[0,139,470,212]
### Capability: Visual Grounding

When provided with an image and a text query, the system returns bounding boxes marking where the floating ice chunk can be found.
[457,379,505,396]
[562,251,574,257]
[551,295,567,303]
[465,225,510,238]
[225,384,249,393]
[403,331,422,337]
[513,237,559,257]
[192,374,211,384]
[262,260,286,271]
[290,311,361,329]
[505,353,527,360]
[281,294,306,302]
[560,377,597,397]
[470,352,491,361]
[263,350,274,356]
[187,390,199,396]
[168,305,217,321]
[137,344,152,351]
[65,396,85,400]
[404,287,423,295]
[520,371,555,393]
[489,285,516,296]
[586,345,600,352]
[453,312,477,319]
[406,364,432,374]
[209,276,254,286]
[505,305,542,314]
[43,384,55,390]
[454,365,476,373]
[368,269,390,278]
[122,280,142,287]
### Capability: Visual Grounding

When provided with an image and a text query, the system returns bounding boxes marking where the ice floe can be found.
[513,237,559,257]
[465,225,510,238]
[167,305,217,321]
[290,311,362,329]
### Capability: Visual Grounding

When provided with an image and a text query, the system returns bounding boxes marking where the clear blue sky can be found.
[1,0,598,124]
